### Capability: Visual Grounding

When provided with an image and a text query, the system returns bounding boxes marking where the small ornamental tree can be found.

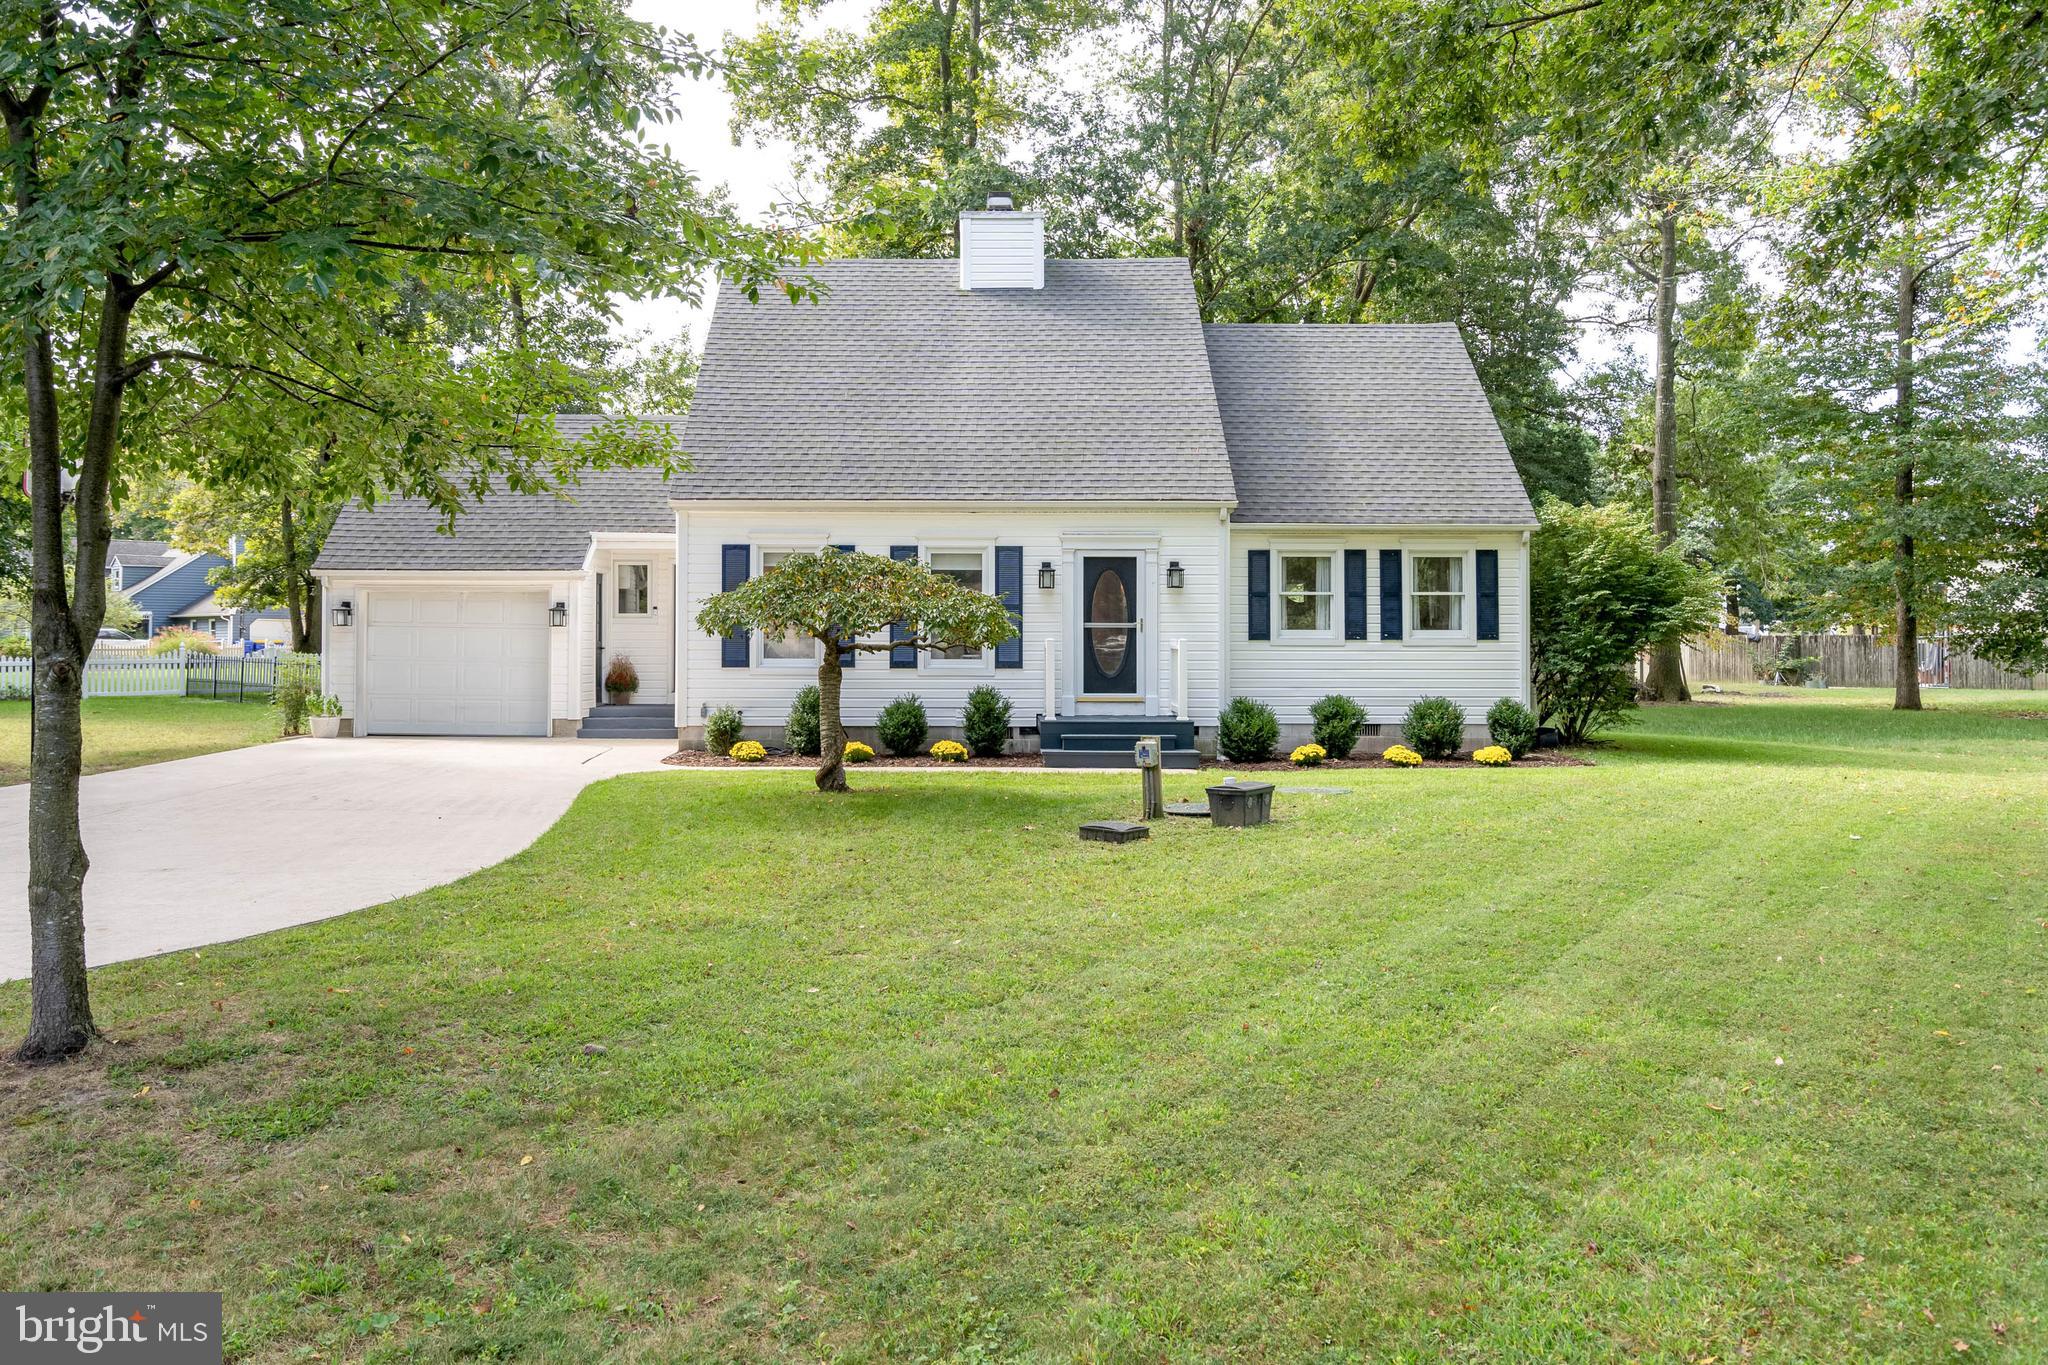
[1530,499,1720,744]
[695,549,1016,791]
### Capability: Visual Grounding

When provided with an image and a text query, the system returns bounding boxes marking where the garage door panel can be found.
[416,596,461,626]
[361,591,550,737]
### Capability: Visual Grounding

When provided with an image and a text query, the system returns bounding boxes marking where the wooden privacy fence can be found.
[0,648,318,701]
[1681,633,2046,690]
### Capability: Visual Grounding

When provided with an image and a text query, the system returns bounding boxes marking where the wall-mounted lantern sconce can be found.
[1038,561,1056,590]
[1166,560,1185,589]
[330,600,353,627]
[549,601,568,627]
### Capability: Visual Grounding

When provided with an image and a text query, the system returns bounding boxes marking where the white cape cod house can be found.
[314,200,1536,762]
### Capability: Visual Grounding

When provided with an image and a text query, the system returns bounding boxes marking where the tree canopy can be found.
[695,548,1017,791]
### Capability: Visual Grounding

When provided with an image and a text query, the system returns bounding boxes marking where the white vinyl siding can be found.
[1228,531,1529,726]
[676,506,1227,730]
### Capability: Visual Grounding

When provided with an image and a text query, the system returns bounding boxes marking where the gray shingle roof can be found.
[108,539,172,569]
[671,259,1238,504]
[314,456,677,572]
[1204,323,1535,526]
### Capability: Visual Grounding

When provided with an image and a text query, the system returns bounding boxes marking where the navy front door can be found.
[1081,555,1139,696]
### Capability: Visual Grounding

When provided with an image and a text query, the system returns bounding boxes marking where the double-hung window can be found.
[1409,553,1467,638]
[758,550,817,665]
[1277,553,1335,639]
[926,548,990,665]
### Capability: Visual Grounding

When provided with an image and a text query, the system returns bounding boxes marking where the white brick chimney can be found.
[958,193,1044,290]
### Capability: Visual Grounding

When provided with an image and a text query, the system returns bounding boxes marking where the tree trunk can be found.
[815,652,849,793]
[281,493,313,654]
[1893,258,1921,711]
[18,314,99,1063]
[1644,208,1690,702]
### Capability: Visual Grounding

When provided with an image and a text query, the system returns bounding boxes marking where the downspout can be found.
[1521,529,1533,707]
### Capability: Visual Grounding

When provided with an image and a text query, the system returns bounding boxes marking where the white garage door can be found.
[361,591,550,736]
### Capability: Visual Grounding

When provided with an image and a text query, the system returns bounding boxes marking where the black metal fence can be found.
[181,652,320,701]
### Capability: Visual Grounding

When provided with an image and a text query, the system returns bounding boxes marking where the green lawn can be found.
[2,689,2043,1361]
[0,695,281,786]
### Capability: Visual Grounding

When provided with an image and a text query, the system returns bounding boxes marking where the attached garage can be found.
[360,591,550,736]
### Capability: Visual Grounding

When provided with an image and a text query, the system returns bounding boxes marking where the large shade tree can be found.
[695,549,1017,792]
[2,0,796,1062]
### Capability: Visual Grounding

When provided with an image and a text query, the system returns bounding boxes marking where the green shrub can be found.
[704,705,745,755]
[1486,697,1539,759]
[1531,499,1720,744]
[146,626,218,656]
[877,694,928,756]
[272,674,313,735]
[961,684,1012,758]
[1308,694,1366,760]
[308,692,343,718]
[0,635,29,658]
[785,685,822,756]
[1402,696,1466,760]
[1217,696,1279,763]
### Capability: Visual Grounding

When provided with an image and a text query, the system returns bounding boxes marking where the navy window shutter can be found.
[889,546,919,667]
[832,544,857,666]
[1475,549,1499,640]
[995,546,1023,668]
[1379,549,1403,641]
[720,544,751,666]
[1343,550,1368,640]
[1247,550,1270,640]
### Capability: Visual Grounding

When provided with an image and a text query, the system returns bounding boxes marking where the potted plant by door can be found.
[308,693,344,738]
[605,654,639,706]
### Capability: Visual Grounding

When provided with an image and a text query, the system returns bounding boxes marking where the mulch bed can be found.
[662,748,1590,770]
[662,751,1044,769]
[1216,748,1590,771]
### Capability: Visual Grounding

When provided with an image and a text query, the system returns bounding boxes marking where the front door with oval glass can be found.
[1081,555,1140,697]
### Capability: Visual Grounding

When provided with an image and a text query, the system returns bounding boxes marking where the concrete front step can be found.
[587,703,674,719]
[1042,748,1201,770]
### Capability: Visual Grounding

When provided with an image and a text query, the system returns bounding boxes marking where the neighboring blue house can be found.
[112,540,291,644]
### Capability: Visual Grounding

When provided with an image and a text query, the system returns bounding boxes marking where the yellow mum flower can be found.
[729,740,767,762]
[1289,743,1327,767]
[843,741,876,763]
[1473,745,1512,766]
[930,739,969,762]
[1382,744,1423,766]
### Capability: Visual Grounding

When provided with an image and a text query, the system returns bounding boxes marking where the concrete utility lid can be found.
[1279,786,1350,795]
[1079,820,1150,844]
[1164,801,1210,817]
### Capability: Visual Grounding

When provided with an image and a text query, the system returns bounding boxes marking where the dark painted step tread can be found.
[1042,750,1201,769]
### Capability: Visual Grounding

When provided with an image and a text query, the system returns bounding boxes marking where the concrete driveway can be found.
[1,737,677,981]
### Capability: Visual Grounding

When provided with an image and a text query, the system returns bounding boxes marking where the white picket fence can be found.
[0,647,314,701]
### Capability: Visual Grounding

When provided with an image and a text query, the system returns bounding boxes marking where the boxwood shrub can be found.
[1401,696,1465,760]
[877,694,929,756]
[704,705,745,756]
[784,685,822,756]
[1486,697,1538,759]
[961,684,1012,758]
[1308,694,1367,760]
[1217,696,1280,763]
